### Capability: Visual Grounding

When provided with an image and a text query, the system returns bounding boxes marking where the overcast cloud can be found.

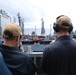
[0,0,76,30]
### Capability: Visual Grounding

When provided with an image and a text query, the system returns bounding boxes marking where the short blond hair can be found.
[3,23,22,38]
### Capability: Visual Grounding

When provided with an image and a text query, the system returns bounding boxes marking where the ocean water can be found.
[24,28,53,35]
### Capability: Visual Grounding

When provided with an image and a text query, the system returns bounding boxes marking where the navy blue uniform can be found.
[0,52,12,75]
[41,35,76,75]
[0,44,36,75]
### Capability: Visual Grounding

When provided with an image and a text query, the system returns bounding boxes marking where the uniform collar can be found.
[56,35,71,41]
[0,44,19,51]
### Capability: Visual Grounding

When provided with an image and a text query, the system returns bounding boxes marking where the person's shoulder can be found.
[47,40,58,48]
[44,41,59,52]
[18,52,31,60]
[19,52,33,65]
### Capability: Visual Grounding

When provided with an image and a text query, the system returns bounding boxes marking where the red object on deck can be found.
[32,37,43,41]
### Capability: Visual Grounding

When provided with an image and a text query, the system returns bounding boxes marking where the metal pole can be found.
[35,26,36,35]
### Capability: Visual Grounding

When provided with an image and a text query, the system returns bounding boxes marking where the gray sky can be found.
[0,0,76,30]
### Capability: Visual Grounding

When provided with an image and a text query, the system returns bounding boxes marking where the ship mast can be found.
[41,18,45,35]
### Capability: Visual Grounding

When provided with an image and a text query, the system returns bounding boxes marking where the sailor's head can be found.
[3,23,22,40]
[53,15,73,33]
